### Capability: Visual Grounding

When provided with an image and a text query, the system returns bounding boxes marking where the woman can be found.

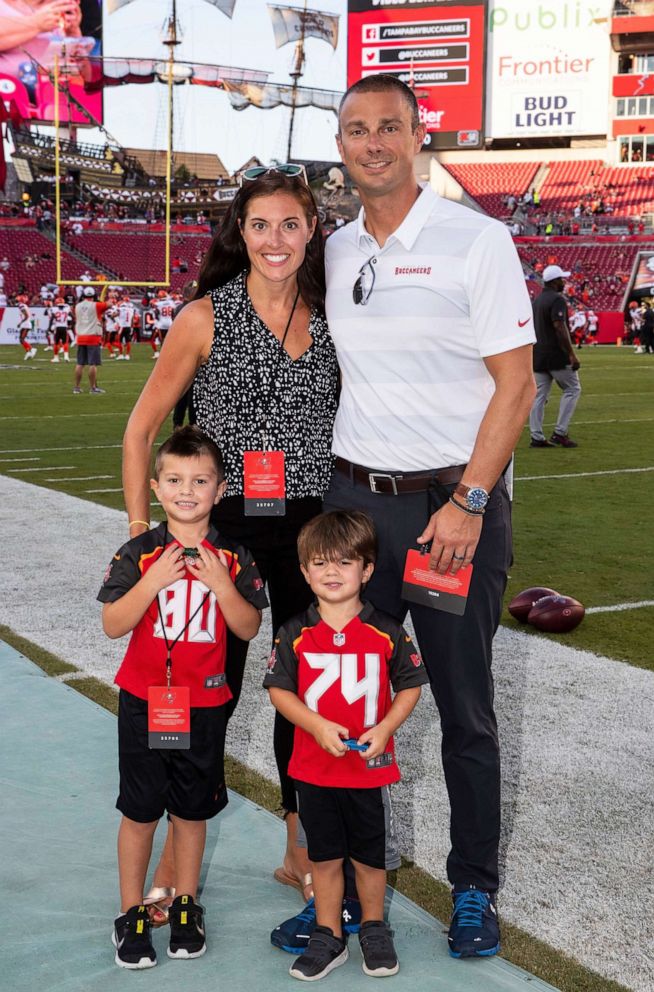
[122,168,339,919]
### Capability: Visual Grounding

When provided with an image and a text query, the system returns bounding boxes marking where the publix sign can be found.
[486,0,611,138]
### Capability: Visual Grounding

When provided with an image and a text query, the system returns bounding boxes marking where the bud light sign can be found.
[512,93,578,131]
[486,0,611,139]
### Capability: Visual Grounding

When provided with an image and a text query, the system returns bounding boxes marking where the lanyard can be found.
[253,287,300,449]
[155,525,211,689]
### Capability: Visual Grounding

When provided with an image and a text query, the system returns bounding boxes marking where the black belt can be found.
[334,456,466,495]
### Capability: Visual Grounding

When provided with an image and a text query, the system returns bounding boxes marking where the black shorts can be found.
[295,781,400,870]
[54,327,68,345]
[119,326,132,343]
[116,689,228,823]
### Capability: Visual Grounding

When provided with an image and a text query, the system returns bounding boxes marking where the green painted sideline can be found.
[0,625,629,992]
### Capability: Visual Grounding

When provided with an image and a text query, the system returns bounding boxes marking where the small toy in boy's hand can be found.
[182,547,200,561]
[343,738,368,751]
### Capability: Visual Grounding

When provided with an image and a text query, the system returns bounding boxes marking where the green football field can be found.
[1,343,652,671]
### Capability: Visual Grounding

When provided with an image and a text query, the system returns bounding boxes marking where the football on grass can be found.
[508,587,560,622]
[528,594,585,633]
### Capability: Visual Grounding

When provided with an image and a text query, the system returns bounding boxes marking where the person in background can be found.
[529,265,581,448]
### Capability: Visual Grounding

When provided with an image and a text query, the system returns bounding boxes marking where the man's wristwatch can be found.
[454,483,490,513]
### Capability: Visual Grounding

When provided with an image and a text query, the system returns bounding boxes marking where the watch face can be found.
[467,487,489,511]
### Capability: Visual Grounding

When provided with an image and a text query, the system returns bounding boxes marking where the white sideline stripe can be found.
[586,600,654,614]
[86,487,122,493]
[516,466,654,482]
[0,457,41,462]
[0,444,121,454]
[44,475,113,482]
[7,465,75,473]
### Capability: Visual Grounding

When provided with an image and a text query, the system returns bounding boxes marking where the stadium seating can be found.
[0,227,78,295]
[0,225,211,294]
[516,241,648,309]
[538,161,654,217]
[444,160,654,220]
[442,162,540,217]
[63,231,210,289]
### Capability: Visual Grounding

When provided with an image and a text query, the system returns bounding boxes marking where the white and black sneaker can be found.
[167,894,207,959]
[112,904,156,969]
[359,920,399,976]
[289,926,348,981]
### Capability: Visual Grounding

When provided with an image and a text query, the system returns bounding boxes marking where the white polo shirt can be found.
[325,185,535,472]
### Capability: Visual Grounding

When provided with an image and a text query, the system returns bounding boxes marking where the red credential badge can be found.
[147,686,190,749]
[402,549,473,616]
[243,450,286,516]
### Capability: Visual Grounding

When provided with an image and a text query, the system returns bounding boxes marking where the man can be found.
[73,286,108,394]
[641,300,654,355]
[586,308,599,346]
[49,297,72,363]
[569,306,587,349]
[275,75,535,961]
[115,295,136,361]
[529,265,581,448]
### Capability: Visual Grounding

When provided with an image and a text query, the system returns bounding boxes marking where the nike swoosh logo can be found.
[518,318,530,327]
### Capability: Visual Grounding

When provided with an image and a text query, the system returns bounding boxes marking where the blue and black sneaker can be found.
[271,898,361,954]
[448,886,500,959]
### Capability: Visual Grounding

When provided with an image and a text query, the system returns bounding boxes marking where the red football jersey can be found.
[264,602,428,788]
[99,523,268,706]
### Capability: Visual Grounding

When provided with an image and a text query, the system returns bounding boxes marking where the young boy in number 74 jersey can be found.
[264,510,428,981]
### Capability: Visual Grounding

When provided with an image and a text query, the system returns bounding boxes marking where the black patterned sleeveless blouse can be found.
[193,272,339,499]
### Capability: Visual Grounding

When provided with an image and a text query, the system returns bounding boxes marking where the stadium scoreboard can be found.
[347,0,487,149]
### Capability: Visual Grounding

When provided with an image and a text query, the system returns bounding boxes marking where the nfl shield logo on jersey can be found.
[333,632,346,646]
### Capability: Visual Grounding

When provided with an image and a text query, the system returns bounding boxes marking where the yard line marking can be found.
[516,466,654,482]
[0,457,41,462]
[0,413,125,420]
[522,417,654,429]
[7,465,75,473]
[85,487,122,493]
[586,600,654,614]
[0,444,122,454]
[44,475,113,482]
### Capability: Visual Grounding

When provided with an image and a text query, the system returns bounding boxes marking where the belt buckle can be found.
[369,472,399,495]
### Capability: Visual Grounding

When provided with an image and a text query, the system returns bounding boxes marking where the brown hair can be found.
[195,172,325,315]
[297,510,377,568]
[154,425,225,481]
[338,74,420,132]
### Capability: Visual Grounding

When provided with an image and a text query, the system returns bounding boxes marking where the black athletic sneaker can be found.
[448,887,500,958]
[289,926,348,981]
[550,432,578,448]
[167,894,207,959]
[529,438,556,448]
[359,920,399,976]
[112,904,156,969]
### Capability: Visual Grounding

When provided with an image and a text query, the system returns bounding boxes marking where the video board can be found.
[486,0,611,138]
[347,0,486,150]
[0,0,102,125]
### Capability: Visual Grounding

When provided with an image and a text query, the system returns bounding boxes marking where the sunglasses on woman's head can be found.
[240,164,308,185]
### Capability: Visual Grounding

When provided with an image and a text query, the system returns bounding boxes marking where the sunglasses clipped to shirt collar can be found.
[240,163,308,185]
